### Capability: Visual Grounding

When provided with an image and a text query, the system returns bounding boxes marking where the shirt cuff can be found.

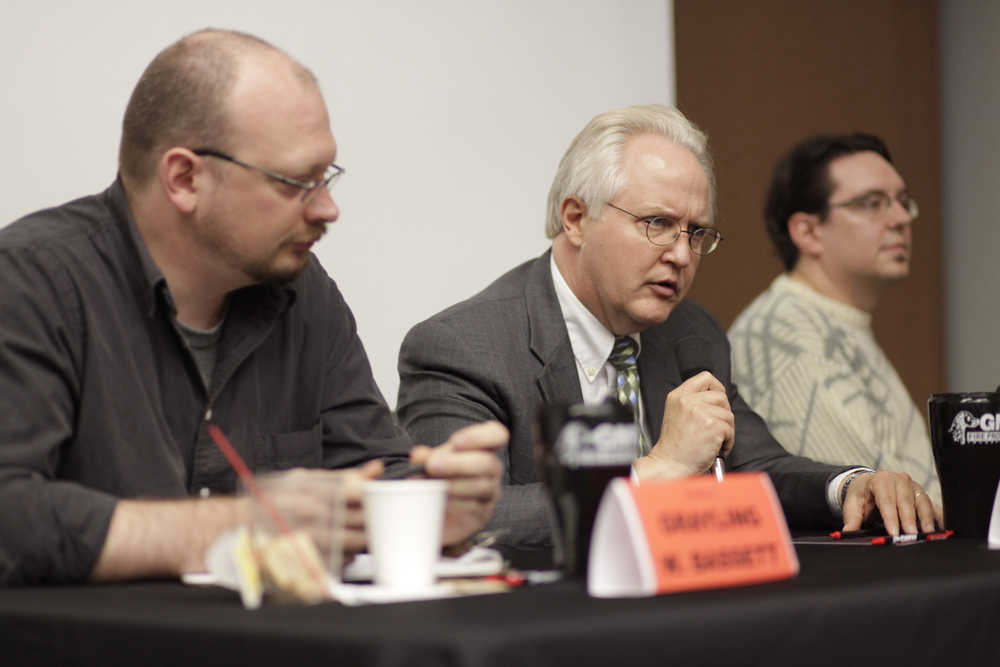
[826,467,877,516]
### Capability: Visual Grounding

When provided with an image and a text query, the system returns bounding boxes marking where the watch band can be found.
[839,468,876,508]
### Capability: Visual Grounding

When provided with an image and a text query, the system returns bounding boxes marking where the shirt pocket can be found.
[252,422,323,470]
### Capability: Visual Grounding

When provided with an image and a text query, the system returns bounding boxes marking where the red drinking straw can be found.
[206,424,330,599]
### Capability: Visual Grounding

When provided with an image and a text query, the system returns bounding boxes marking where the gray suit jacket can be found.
[398,251,847,547]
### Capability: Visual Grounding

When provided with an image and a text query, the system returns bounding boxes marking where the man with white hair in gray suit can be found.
[398,104,938,550]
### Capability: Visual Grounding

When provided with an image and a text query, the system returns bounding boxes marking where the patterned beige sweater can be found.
[728,274,941,504]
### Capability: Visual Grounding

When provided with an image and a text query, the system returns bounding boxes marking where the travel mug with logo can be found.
[535,400,637,577]
[928,391,1000,539]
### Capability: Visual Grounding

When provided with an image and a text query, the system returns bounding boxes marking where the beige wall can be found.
[674,0,944,411]
[0,1,673,407]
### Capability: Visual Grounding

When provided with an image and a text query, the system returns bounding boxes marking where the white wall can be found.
[1,1,673,407]
[940,3,1000,393]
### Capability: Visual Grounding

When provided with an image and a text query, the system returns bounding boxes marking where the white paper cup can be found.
[363,479,447,590]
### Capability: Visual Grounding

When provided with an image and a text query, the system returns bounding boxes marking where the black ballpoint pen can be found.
[870,530,954,545]
[828,527,887,539]
[377,461,426,480]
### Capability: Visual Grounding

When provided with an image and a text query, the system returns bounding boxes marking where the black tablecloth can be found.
[2,539,999,667]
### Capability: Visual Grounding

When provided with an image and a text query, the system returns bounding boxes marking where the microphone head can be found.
[676,336,712,381]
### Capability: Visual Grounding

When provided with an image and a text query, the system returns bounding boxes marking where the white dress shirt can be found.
[550,255,654,449]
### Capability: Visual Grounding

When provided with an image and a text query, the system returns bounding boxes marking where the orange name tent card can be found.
[587,472,798,597]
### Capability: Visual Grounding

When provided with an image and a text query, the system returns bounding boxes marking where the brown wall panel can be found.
[675,0,944,412]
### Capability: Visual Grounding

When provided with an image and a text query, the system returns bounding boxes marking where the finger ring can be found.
[914,491,925,499]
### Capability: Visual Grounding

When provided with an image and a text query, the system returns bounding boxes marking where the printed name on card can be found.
[588,472,798,597]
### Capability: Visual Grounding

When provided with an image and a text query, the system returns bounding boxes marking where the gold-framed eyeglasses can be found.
[605,202,723,256]
[192,148,344,202]
[829,191,919,220]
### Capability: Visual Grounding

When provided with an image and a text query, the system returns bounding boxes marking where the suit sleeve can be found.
[397,317,554,548]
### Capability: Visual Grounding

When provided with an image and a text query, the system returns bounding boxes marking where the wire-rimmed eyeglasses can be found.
[192,148,344,202]
[605,202,723,256]
[828,191,919,220]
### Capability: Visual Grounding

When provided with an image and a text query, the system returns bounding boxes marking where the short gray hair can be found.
[545,104,715,239]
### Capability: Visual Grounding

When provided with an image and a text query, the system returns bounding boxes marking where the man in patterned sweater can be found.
[728,133,941,507]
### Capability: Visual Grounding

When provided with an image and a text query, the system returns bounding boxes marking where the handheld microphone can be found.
[675,336,726,482]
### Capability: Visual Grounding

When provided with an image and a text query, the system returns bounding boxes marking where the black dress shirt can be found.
[0,179,411,585]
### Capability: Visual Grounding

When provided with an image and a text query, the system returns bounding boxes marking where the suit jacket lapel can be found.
[525,251,583,406]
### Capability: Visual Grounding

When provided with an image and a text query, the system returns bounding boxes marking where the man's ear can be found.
[561,196,589,248]
[787,211,824,259]
[158,148,202,215]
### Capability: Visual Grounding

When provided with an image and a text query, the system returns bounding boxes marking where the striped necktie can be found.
[608,336,650,456]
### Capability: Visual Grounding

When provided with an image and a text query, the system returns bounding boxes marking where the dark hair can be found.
[118,29,315,186]
[764,133,892,270]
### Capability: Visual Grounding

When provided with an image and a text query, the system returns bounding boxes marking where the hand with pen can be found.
[403,420,507,547]
[840,470,942,536]
[299,420,506,558]
[199,420,504,578]
[633,371,735,482]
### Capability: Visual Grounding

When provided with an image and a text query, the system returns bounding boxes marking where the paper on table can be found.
[183,530,505,606]
[342,546,503,582]
[330,581,458,606]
